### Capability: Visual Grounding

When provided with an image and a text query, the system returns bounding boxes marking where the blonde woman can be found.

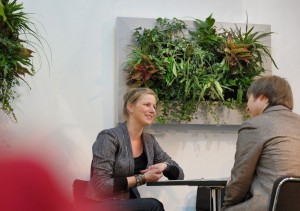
[85,88,184,211]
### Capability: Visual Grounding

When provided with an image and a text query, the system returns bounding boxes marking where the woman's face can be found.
[128,94,156,126]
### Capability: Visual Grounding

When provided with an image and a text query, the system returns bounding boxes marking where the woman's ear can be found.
[127,103,134,114]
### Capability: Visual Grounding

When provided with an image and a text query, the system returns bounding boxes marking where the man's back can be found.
[250,105,300,207]
[224,105,300,211]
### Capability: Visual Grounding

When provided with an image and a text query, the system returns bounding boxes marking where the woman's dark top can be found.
[134,151,148,175]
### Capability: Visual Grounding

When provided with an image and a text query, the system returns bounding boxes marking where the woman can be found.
[85,87,184,211]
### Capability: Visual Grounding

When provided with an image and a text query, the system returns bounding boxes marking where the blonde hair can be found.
[123,88,156,119]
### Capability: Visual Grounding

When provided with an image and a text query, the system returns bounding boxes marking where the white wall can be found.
[1,0,300,210]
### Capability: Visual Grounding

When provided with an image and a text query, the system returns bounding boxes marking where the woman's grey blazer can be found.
[223,105,300,211]
[85,122,184,201]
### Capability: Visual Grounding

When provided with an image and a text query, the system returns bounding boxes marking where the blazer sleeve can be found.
[150,134,185,180]
[223,121,264,208]
[90,130,126,198]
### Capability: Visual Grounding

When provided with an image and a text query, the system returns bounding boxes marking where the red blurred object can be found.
[0,157,74,211]
[72,179,89,207]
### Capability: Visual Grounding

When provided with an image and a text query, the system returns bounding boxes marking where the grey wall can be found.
[1,0,300,210]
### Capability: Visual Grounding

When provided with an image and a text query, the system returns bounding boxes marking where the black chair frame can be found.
[269,176,300,211]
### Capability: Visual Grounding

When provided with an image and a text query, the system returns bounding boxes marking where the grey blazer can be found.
[85,122,184,201]
[223,105,300,211]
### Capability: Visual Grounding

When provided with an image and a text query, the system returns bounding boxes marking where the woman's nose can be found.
[151,106,156,113]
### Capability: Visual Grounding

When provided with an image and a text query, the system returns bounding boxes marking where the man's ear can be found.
[259,95,269,103]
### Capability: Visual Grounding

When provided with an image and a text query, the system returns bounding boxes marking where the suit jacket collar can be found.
[264,105,291,113]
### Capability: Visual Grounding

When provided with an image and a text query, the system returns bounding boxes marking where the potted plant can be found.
[0,0,49,122]
[124,15,277,123]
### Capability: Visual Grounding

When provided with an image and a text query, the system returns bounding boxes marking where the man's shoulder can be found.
[241,107,282,127]
[241,117,260,128]
[239,115,269,134]
[240,106,300,134]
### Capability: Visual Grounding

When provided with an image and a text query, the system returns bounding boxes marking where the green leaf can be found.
[172,61,177,77]
[0,0,7,21]
[214,80,224,100]
[237,88,243,103]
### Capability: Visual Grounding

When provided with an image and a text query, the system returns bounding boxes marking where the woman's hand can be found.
[141,162,168,173]
[142,168,163,182]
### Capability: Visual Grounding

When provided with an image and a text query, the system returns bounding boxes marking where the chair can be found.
[72,160,94,208]
[269,176,300,211]
[72,179,90,207]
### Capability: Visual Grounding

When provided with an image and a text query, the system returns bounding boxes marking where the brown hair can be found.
[123,88,156,119]
[247,75,294,110]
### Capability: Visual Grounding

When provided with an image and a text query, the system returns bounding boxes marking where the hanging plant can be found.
[125,15,277,123]
[0,0,50,122]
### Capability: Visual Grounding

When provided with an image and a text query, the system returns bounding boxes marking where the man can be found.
[223,75,300,210]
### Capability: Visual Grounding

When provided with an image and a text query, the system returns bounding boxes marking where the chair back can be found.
[72,179,89,207]
[72,160,93,207]
[269,176,300,211]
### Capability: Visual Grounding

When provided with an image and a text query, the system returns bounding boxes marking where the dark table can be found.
[147,179,227,211]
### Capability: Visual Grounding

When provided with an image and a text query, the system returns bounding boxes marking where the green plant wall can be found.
[123,15,277,123]
[0,0,49,121]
